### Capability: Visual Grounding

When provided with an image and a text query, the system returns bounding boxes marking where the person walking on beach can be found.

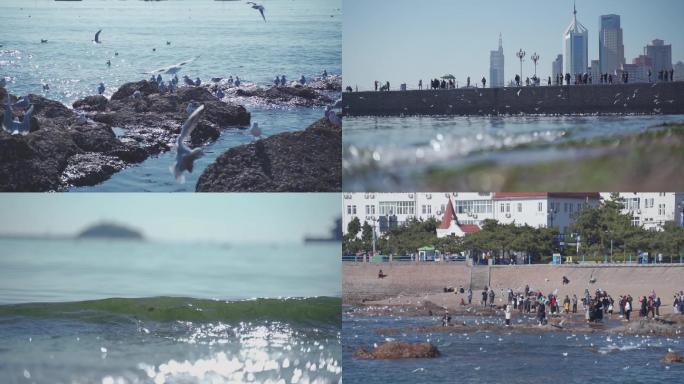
[572,294,577,313]
[504,304,512,326]
[655,296,661,317]
[467,288,472,304]
[482,288,488,307]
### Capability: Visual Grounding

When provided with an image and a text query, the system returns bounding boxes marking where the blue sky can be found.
[0,194,339,243]
[343,0,684,90]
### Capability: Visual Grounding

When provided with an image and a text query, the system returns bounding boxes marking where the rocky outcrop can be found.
[195,117,341,192]
[663,351,684,364]
[353,342,441,359]
[234,86,333,107]
[0,82,250,191]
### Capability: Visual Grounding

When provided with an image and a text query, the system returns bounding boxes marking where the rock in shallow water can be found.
[663,351,684,364]
[61,153,126,187]
[353,342,441,359]
[195,117,341,192]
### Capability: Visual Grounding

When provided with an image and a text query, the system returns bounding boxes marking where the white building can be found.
[600,193,684,230]
[599,14,625,75]
[342,192,600,236]
[589,59,600,83]
[620,63,649,83]
[552,54,563,81]
[674,61,684,81]
[564,3,589,76]
[489,34,505,88]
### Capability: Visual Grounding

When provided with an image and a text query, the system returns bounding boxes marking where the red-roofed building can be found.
[436,198,481,238]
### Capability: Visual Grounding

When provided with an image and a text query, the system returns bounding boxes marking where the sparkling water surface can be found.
[0,0,341,192]
[343,311,683,384]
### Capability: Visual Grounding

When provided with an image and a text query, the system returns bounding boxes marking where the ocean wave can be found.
[0,296,340,325]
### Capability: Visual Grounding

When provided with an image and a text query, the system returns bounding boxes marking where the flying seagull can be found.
[247,2,266,22]
[170,104,205,183]
[2,96,33,135]
[146,57,198,76]
[325,106,341,127]
[93,29,102,44]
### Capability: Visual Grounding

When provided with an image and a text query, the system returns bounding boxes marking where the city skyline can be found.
[0,194,339,243]
[343,0,684,90]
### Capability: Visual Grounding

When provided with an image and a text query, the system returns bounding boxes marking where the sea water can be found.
[0,0,341,192]
[343,311,683,384]
[0,238,342,383]
[343,114,684,190]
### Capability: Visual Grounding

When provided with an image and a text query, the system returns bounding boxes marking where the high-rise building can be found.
[675,61,684,81]
[489,34,505,88]
[589,60,600,83]
[645,39,673,74]
[563,2,588,76]
[552,54,563,80]
[599,14,625,74]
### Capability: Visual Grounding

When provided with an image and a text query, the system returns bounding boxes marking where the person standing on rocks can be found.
[624,298,632,321]
[488,289,495,308]
[572,294,578,313]
[655,296,661,317]
[537,300,546,326]
[467,288,472,304]
[504,304,512,326]
[482,288,488,307]
[563,295,571,313]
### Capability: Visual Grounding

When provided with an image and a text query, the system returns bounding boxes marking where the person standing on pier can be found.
[374,80,378,91]
[418,79,423,90]
[467,77,471,88]
[481,77,486,88]
[515,74,520,87]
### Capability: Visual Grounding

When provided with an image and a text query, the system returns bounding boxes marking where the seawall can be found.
[341,82,684,116]
[343,262,684,306]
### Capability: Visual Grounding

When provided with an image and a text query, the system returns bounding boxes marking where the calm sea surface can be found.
[0,0,341,192]
[0,239,341,383]
[343,310,683,384]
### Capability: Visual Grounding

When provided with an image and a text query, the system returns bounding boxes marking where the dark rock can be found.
[176,86,214,102]
[106,142,148,164]
[73,95,109,112]
[91,113,115,125]
[196,117,341,192]
[663,351,684,364]
[61,153,126,187]
[111,80,159,100]
[234,86,332,107]
[202,99,250,126]
[69,123,121,153]
[147,94,179,113]
[26,94,73,120]
[353,342,441,359]
[190,121,220,146]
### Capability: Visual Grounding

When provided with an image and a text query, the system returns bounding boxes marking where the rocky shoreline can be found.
[1,77,341,191]
[196,117,341,192]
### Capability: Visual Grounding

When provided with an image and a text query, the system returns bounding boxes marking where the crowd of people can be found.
[368,68,678,92]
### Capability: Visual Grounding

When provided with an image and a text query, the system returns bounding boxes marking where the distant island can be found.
[77,223,144,240]
[304,217,342,243]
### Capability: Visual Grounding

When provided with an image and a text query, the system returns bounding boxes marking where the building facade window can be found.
[455,200,493,214]
[518,203,522,213]
[631,216,640,226]
[347,205,351,215]
[378,201,415,216]
[352,205,357,215]
[537,202,542,212]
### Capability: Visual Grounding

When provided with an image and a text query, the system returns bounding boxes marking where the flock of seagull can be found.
[2,1,343,186]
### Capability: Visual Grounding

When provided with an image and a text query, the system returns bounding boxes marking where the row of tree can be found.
[343,194,684,263]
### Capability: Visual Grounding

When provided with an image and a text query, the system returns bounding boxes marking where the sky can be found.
[0,193,339,243]
[343,0,684,90]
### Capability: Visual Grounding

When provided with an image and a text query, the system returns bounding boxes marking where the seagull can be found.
[166,41,171,46]
[195,77,201,86]
[170,104,205,183]
[40,39,48,43]
[250,122,262,139]
[2,96,14,132]
[183,75,195,86]
[93,29,102,44]
[98,82,105,95]
[13,96,30,109]
[325,106,341,127]
[42,84,50,91]
[186,102,197,115]
[146,57,198,75]
[131,90,142,100]
[247,2,266,21]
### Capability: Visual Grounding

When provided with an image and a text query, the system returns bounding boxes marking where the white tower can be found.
[563,2,588,76]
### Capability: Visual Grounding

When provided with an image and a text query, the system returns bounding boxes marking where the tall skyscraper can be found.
[563,2,588,76]
[552,54,563,80]
[645,39,673,74]
[599,14,625,74]
[489,34,505,88]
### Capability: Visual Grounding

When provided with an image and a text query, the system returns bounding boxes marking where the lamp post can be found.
[531,52,540,77]
[516,49,526,86]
